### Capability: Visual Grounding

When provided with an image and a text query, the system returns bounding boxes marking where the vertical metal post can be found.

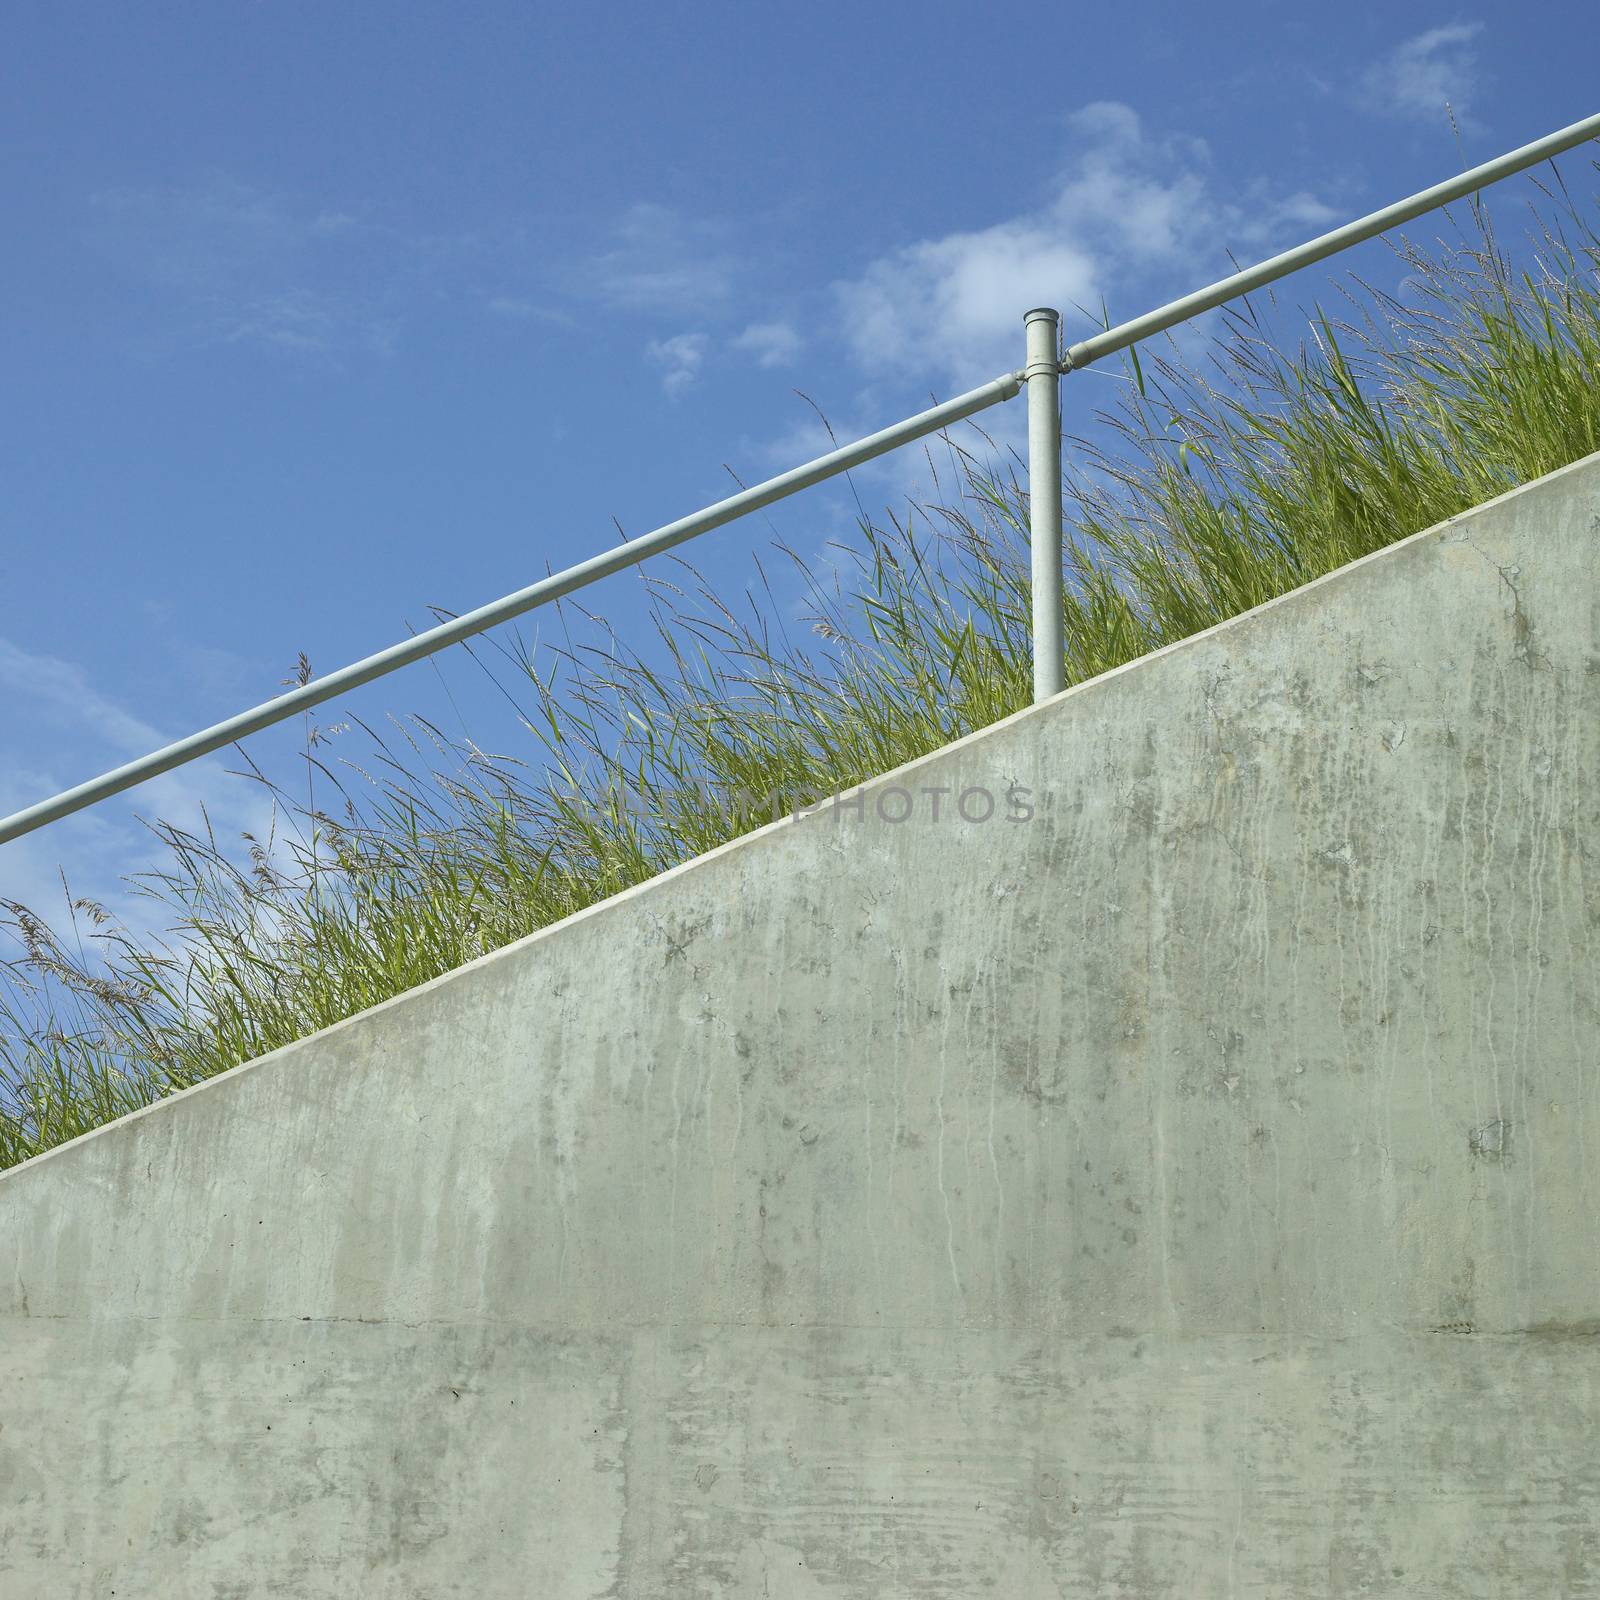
[1025,307,1065,702]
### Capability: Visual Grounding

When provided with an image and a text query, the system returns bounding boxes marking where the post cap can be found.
[1023,307,1060,325]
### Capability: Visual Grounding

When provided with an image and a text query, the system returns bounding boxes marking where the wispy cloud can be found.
[88,177,449,356]
[834,100,1337,387]
[585,211,798,390]
[0,637,168,757]
[587,203,739,315]
[1359,22,1485,128]
[0,637,279,941]
[733,320,802,368]
[646,331,710,397]
[484,293,570,325]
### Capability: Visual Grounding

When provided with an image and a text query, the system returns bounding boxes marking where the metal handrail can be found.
[3,109,1598,849]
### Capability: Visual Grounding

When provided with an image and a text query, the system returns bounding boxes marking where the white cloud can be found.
[1359,22,1485,127]
[834,101,1336,387]
[733,320,802,368]
[838,220,1095,380]
[646,331,710,397]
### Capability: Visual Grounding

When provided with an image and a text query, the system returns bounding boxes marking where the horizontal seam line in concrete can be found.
[6,1310,1596,1341]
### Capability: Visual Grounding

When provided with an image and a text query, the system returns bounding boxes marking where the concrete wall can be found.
[3,455,1599,1598]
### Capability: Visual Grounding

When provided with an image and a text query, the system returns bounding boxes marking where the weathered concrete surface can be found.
[3,455,1600,1597]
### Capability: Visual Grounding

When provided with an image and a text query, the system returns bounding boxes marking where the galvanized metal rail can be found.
[3,109,1598,848]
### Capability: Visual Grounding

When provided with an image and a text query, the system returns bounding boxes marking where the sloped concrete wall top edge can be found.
[8,449,1596,1194]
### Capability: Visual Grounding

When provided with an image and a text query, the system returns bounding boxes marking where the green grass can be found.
[5,177,1600,1171]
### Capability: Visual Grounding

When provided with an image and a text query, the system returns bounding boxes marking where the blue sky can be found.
[2,1,1594,929]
